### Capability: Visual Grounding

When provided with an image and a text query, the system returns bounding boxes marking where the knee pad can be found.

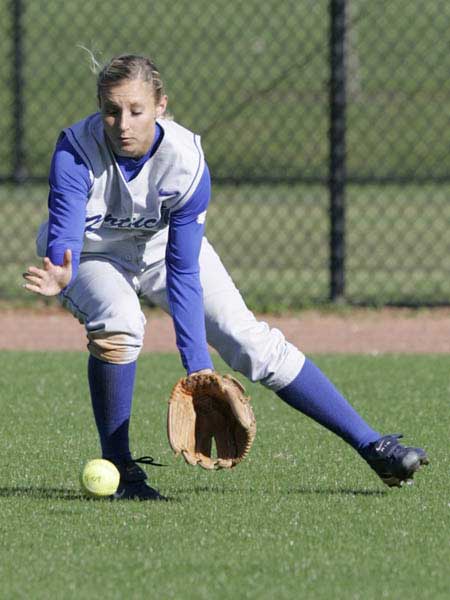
[87,331,142,364]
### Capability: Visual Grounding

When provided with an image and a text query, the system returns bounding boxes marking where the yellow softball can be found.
[80,458,120,498]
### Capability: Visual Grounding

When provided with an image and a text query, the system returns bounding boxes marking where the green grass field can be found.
[0,351,448,599]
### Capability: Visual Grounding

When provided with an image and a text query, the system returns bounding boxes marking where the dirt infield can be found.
[1,306,449,353]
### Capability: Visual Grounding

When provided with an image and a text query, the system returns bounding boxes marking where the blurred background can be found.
[1,0,449,310]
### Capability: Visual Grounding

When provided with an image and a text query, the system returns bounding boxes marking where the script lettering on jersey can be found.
[85,208,170,232]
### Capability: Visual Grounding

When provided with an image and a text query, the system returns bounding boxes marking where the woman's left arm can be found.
[166,164,214,375]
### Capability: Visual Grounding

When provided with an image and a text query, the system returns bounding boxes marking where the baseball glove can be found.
[167,372,256,470]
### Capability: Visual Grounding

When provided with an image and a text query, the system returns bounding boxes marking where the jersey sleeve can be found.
[47,133,91,285]
[166,163,213,373]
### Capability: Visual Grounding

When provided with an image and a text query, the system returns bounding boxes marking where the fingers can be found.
[23,266,45,277]
[63,248,72,266]
[23,273,44,286]
[189,368,214,376]
[23,282,43,294]
[22,271,47,295]
[22,266,56,297]
[22,251,72,297]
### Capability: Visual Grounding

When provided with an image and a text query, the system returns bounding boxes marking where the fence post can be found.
[12,0,27,182]
[329,0,347,302]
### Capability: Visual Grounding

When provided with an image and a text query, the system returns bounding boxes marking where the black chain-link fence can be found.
[1,0,449,308]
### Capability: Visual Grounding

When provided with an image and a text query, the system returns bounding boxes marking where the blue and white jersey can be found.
[63,113,205,241]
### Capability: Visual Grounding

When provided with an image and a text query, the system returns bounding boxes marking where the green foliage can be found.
[0,352,448,599]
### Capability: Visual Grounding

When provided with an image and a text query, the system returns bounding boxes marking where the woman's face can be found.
[99,78,167,158]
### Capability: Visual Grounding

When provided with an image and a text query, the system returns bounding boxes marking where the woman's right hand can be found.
[23,249,72,296]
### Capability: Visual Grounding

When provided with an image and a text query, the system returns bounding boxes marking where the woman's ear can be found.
[156,94,168,118]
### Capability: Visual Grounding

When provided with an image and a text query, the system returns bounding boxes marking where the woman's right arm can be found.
[23,134,90,296]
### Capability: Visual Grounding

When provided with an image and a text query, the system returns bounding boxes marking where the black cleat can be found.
[361,434,429,488]
[111,456,168,501]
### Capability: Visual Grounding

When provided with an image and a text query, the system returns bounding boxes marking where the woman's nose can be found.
[119,113,130,131]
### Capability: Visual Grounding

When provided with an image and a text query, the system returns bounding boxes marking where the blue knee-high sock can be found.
[277,358,380,451]
[88,355,136,463]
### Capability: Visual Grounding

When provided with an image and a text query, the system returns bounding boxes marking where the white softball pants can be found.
[60,238,305,391]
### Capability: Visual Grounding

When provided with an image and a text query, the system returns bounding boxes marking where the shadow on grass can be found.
[0,485,387,500]
[0,487,86,500]
[0,486,180,503]
[171,485,387,497]
[288,486,388,497]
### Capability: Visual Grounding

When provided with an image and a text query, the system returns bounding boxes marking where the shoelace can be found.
[133,455,167,467]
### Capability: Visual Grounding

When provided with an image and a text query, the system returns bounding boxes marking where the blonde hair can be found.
[79,46,166,105]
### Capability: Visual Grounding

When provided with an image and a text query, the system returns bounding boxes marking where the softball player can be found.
[23,54,428,500]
